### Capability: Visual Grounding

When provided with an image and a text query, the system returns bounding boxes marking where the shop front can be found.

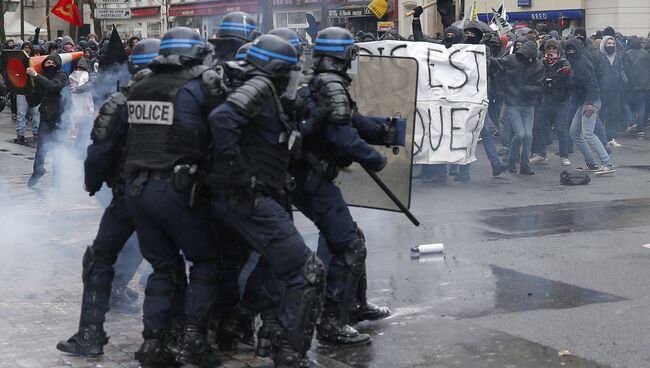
[272,0,321,40]
[328,1,398,36]
[477,9,584,34]
[168,0,258,39]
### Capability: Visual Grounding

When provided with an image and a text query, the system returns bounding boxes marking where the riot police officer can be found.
[55,39,161,357]
[124,27,224,367]
[207,34,324,368]
[209,11,259,66]
[291,27,392,346]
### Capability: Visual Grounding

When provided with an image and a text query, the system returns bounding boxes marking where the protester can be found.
[622,37,650,136]
[596,35,627,147]
[68,57,96,155]
[25,54,69,187]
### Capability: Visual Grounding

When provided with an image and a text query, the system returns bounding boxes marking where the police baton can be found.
[362,166,420,227]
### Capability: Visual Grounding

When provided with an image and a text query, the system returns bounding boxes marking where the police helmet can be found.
[268,28,304,56]
[245,34,298,79]
[235,42,252,60]
[128,38,160,74]
[217,12,259,42]
[313,27,358,62]
[159,27,208,61]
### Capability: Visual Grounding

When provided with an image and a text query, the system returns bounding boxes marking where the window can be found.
[274,10,320,29]
[275,12,288,28]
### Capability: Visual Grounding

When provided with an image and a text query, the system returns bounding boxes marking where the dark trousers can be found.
[33,118,63,177]
[532,102,570,158]
[212,195,311,330]
[126,176,218,331]
[289,170,361,311]
[600,90,622,140]
[81,195,136,325]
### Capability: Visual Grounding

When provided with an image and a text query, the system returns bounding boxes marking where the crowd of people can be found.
[402,6,649,182]
[1,6,649,368]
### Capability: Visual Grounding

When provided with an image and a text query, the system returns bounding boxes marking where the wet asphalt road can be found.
[2,115,650,368]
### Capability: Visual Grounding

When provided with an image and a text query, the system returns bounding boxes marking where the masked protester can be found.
[489,41,544,175]
[68,57,96,155]
[596,35,627,147]
[622,37,650,136]
[442,26,463,49]
[25,54,69,187]
[463,23,484,45]
[564,38,615,175]
[529,39,573,166]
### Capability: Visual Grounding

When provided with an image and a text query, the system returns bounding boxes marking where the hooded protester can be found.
[463,23,484,45]
[596,35,627,146]
[549,30,560,40]
[564,38,614,175]
[21,41,34,56]
[25,53,70,187]
[530,38,573,166]
[490,41,544,175]
[574,28,599,65]
[125,36,140,55]
[69,57,97,155]
[622,37,650,136]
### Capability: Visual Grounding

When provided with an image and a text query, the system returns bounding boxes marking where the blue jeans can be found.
[507,105,535,167]
[15,94,39,136]
[570,101,611,166]
[533,103,569,158]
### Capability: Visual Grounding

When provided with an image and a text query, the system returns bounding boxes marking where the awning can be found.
[478,9,584,23]
[169,0,258,17]
[4,18,49,37]
[328,4,373,18]
[132,7,160,17]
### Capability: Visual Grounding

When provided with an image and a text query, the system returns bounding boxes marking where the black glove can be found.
[413,5,424,18]
[373,151,388,172]
[379,122,398,147]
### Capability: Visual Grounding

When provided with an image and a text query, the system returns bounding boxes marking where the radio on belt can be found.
[128,101,174,125]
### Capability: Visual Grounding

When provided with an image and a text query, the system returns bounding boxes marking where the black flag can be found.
[305,13,320,40]
[101,25,127,69]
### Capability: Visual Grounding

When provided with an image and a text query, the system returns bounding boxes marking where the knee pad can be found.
[343,238,367,272]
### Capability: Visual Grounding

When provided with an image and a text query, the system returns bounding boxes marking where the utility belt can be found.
[302,153,339,195]
[130,164,204,208]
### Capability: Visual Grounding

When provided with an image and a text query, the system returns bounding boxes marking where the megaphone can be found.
[1,50,83,94]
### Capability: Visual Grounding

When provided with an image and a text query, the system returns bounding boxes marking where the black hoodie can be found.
[489,41,544,106]
[623,38,650,91]
[34,54,68,122]
[565,38,600,105]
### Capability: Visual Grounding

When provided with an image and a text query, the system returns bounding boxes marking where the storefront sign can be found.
[478,9,583,22]
[169,0,258,17]
[272,0,319,6]
[518,0,531,7]
[329,7,373,18]
[377,21,394,31]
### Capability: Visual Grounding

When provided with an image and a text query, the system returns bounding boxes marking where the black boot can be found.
[175,322,222,367]
[272,335,309,368]
[109,286,140,314]
[134,330,178,368]
[519,165,535,175]
[220,305,256,347]
[316,313,371,346]
[56,324,108,356]
[349,301,391,324]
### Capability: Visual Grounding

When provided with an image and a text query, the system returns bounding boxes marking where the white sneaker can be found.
[594,165,615,175]
[560,158,571,166]
[607,139,622,148]
[624,124,637,135]
[529,154,547,165]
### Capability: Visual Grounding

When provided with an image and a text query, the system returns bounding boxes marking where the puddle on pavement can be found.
[479,198,650,239]
[317,316,607,368]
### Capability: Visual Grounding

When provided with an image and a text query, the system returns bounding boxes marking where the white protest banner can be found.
[357,41,488,164]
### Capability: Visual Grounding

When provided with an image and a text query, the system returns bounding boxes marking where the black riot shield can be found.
[335,55,418,212]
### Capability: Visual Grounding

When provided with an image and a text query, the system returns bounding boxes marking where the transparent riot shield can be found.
[335,55,418,212]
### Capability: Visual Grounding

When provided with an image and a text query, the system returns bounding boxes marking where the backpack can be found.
[560,170,590,186]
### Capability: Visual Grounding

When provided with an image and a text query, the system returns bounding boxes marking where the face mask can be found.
[605,45,616,55]
[465,35,479,44]
[443,38,455,48]
[545,51,560,64]
[566,51,577,60]
[72,70,86,78]
[44,65,58,75]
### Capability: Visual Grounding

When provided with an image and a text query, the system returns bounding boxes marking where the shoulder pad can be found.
[201,67,227,111]
[311,74,352,125]
[226,76,276,118]
[132,68,153,83]
[91,91,127,142]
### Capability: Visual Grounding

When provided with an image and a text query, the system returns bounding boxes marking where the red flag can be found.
[51,0,83,27]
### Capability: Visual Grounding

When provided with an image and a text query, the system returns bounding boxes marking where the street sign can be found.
[94,8,132,19]
[95,0,130,4]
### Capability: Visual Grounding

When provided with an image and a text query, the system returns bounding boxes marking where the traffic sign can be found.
[94,8,132,19]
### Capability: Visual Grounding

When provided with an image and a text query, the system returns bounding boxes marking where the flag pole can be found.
[38,9,54,29]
